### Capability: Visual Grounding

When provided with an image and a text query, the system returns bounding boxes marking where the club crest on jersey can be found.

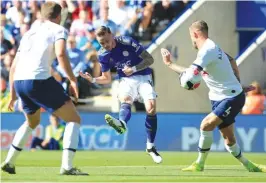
[193,68,200,75]
[123,51,129,57]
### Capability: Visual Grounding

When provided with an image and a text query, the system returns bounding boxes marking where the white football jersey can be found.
[14,20,68,80]
[193,39,243,101]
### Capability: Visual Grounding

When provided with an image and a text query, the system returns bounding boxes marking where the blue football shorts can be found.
[211,91,245,129]
[14,77,70,114]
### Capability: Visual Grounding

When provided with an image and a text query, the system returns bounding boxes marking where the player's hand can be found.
[79,71,93,82]
[161,48,172,66]
[243,85,256,93]
[69,79,79,103]
[122,66,134,76]
[7,98,17,112]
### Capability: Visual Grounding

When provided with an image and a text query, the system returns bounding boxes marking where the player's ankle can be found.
[195,161,205,166]
[146,142,154,149]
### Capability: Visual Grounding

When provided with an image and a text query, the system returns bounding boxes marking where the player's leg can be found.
[138,75,161,163]
[105,78,137,134]
[29,77,87,175]
[2,109,41,174]
[105,95,133,134]
[182,112,222,171]
[52,100,88,175]
[144,99,157,149]
[118,96,133,125]
[220,121,266,172]
[1,79,42,174]
[143,99,162,163]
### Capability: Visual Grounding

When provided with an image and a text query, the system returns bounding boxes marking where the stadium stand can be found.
[0,0,191,112]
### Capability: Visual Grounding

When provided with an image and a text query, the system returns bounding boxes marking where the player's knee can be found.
[27,118,41,129]
[200,119,216,131]
[145,102,156,115]
[146,107,156,115]
[120,96,133,104]
[75,114,81,124]
[68,114,81,124]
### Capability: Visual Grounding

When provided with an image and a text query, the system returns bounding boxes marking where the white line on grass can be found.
[3,182,265,183]
[18,165,244,168]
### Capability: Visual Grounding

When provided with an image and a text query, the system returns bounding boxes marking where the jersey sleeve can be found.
[193,49,213,70]
[130,37,145,56]
[98,54,111,72]
[54,27,68,42]
[117,36,145,56]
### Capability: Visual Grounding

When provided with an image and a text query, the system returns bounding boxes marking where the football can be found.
[179,66,202,90]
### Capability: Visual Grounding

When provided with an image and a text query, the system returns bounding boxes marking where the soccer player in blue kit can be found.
[79,26,162,163]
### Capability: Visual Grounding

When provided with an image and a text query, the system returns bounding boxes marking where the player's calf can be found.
[183,113,221,171]
[144,100,161,163]
[221,124,265,172]
[118,102,132,124]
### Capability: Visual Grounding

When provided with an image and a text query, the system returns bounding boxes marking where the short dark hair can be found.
[95,26,111,37]
[41,2,62,20]
[191,20,208,35]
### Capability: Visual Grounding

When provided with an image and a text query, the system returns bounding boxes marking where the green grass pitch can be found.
[1,151,266,182]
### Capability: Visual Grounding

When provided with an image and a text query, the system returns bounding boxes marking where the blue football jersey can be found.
[98,36,152,78]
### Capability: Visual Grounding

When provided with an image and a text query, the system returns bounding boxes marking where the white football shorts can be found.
[118,74,157,102]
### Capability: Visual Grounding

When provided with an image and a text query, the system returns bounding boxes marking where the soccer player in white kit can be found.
[1,2,87,175]
[161,20,266,172]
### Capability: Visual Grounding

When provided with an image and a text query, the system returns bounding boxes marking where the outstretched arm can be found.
[161,48,186,74]
[79,71,112,85]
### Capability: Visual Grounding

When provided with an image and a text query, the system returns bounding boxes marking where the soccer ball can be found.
[179,66,202,90]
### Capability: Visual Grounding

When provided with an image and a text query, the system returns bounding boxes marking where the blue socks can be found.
[119,103,157,146]
[119,103,131,123]
[145,115,157,143]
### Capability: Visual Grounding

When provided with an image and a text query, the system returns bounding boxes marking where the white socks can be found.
[5,123,33,165]
[225,143,248,166]
[146,142,154,149]
[196,130,213,165]
[62,122,80,170]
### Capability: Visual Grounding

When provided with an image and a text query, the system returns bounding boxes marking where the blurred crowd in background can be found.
[1,0,190,112]
[0,0,265,114]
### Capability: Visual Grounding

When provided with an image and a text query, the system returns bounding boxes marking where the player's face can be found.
[97,33,114,51]
[189,28,198,50]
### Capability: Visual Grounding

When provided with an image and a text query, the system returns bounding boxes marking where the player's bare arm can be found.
[161,48,186,74]
[225,53,241,82]
[55,39,79,101]
[79,70,112,84]
[8,53,19,111]
[225,53,255,92]
[136,50,154,70]
[123,50,154,76]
